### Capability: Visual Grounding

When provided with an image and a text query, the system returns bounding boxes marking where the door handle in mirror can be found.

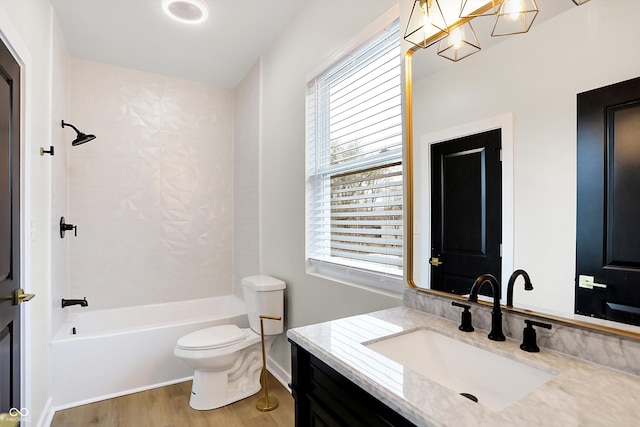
[430,257,443,266]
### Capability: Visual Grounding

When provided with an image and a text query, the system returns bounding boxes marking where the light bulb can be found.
[449,27,464,50]
[503,0,525,22]
[421,2,429,26]
[422,0,444,30]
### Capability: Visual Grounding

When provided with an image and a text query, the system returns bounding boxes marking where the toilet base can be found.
[189,371,262,410]
[188,345,263,410]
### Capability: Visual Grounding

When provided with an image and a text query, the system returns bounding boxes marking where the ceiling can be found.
[51,0,311,88]
[51,0,576,89]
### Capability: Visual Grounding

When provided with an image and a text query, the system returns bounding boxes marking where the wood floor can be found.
[51,373,294,427]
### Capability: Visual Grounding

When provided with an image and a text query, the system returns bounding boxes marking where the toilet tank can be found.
[242,275,286,335]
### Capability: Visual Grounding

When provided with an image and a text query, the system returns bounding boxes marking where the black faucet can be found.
[468,274,505,341]
[506,269,533,308]
[61,298,88,308]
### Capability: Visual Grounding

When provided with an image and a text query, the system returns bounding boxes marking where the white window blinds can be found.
[307,19,403,283]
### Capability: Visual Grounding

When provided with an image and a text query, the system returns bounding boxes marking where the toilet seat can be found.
[176,325,247,351]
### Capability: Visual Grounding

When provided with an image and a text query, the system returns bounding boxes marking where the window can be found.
[306,19,403,292]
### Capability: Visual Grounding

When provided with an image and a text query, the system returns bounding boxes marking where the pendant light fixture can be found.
[492,0,539,36]
[404,0,449,49]
[404,0,594,63]
[437,22,481,62]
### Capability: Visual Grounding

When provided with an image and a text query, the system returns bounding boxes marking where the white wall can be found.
[405,0,640,315]
[233,60,261,298]
[0,0,58,424]
[67,60,235,311]
[259,0,402,373]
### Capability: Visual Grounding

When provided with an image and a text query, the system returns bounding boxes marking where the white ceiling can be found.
[51,0,311,88]
[51,0,576,89]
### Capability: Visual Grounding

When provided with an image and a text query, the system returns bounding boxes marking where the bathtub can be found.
[51,295,249,409]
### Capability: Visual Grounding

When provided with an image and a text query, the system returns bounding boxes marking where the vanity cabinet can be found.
[289,340,416,427]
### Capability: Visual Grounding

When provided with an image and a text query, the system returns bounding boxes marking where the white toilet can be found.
[174,275,286,410]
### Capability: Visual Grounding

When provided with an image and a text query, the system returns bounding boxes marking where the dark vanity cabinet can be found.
[289,340,416,427]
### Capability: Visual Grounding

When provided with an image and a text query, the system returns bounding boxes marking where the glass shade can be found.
[437,22,481,62]
[404,0,449,49]
[492,0,539,36]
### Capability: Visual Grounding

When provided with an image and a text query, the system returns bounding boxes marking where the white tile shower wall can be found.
[50,14,70,335]
[68,59,234,310]
[233,61,261,298]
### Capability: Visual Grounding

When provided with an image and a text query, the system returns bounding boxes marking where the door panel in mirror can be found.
[430,129,502,295]
[576,76,640,326]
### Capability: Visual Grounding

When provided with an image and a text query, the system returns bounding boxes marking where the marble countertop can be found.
[287,306,640,426]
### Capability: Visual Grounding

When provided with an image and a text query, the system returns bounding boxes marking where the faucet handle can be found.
[520,319,552,353]
[452,301,474,332]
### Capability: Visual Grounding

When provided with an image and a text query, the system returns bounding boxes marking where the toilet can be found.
[174,275,286,410]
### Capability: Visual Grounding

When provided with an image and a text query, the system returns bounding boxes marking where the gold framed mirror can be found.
[402,0,640,339]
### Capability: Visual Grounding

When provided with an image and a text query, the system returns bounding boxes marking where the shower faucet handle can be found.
[60,217,78,238]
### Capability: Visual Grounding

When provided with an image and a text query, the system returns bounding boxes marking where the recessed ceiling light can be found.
[161,0,209,25]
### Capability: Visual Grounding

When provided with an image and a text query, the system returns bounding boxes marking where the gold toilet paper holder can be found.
[256,314,282,412]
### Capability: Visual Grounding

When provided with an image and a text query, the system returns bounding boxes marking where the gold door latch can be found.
[13,289,35,305]
[578,275,607,290]
[429,257,443,266]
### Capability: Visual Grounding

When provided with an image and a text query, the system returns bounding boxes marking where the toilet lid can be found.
[176,325,246,350]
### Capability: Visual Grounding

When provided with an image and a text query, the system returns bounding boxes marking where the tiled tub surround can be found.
[288,306,640,426]
[68,59,234,310]
[404,288,640,377]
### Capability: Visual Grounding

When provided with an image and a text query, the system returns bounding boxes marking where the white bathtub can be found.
[51,295,248,409]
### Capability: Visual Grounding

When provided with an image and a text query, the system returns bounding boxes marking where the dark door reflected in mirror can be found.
[576,76,640,327]
[430,129,502,296]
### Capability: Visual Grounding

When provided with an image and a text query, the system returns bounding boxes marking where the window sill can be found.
[307,258,404,298]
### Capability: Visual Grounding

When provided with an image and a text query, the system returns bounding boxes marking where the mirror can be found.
[404,0,640,336]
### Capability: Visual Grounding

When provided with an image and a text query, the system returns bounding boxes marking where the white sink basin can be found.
[365,329,555,411]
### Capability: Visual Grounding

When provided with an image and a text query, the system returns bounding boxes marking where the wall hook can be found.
[40,146,55,156]
[60,217,77,238]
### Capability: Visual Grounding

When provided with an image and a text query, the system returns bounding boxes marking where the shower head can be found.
[61,120,96,146]
[72,133,96,146]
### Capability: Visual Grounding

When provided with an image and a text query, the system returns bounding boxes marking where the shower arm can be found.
[61,120,81,133]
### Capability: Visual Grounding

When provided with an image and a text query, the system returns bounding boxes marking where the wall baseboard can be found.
[266,356,291,393]
[35,397,54,427]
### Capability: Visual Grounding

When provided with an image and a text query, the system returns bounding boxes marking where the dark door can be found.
[576,76,640,326]
[430,129,502,295]
[0,38,21,414]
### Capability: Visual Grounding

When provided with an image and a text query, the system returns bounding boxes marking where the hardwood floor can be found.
[51,373,294,427]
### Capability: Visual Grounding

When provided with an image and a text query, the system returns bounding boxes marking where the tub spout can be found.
[62,298,88,308]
